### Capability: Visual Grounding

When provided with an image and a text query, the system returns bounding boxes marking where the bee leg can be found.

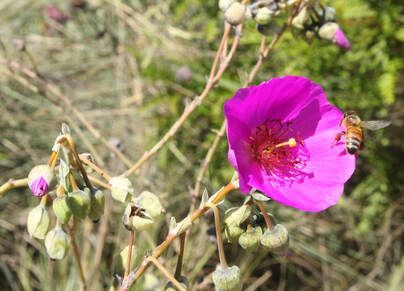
[332,131,345,147]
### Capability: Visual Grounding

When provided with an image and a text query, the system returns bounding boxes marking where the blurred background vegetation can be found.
[0,0,402,290]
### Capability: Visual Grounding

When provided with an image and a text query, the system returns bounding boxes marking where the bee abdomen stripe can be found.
[347,138,361,147]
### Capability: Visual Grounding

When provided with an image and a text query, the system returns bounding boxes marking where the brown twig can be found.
[147,256,186,291]
[122,24,243,177]
[120,181,238,290]
[174,232,186,279]
[79,154,112,181]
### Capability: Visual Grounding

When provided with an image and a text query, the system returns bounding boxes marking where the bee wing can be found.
[360,120,391,131]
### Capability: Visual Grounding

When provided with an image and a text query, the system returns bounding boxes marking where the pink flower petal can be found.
[29,177,49,197]
[333,28,351,50]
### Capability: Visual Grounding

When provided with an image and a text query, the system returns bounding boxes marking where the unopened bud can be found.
[134,191,164,218]
[109,176,134,203]
[28,164,54,197]
[44,225,69,260]
[27,205,50,239]
[255,7,273,25]
[238,226,262,251]
[53,196,72,224]
[318,22,339,41]
[291,6,309,29]
[219,0,236,12]
[224,2,246,26]
[224,205,251,227]
[89,189,105,222]
[225,225,244,243]
[164,276,189,291]
[212,265,242,291]
[260,224,288,249]
[66,189,91,219]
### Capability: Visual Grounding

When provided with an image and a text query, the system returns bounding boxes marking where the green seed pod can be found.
[66,189,91,219]
[291,6,309,29]
[134,191,163,218]
[88,189,105,222]
[44,226,69,260]
[255,7,273,25]
[224,224,245,243]
[318,22,339,41]
[219,0,235,12]
[224,205,251,227]
[260,224,289,249]
[212,265,242,291]
[224,2,246,26]
[52,196,72,224]
[132,215,154,231]
[164,276,189,291]
[27,205,50,239]
[109,176,134,203]
[238,226,263,251]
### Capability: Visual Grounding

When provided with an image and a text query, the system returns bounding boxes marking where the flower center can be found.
[248,120,307,183]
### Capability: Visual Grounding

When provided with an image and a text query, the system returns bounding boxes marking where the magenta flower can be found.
[29,177,49,197]
[224,76,356,212]
[28,164,54,197]
[333,28,351,50]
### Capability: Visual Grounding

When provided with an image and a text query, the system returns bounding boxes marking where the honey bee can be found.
[335,111,391,155]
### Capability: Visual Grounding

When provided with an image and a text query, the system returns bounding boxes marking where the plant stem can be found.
[147,256,186,291]
[255,201,273,230]
[79,154,112,181]
[124,229,135,279]
[0,178,28,196]
[120,181,238,290]
[209,203,228,268]
[174,232,186,279]
[67,223,87,291]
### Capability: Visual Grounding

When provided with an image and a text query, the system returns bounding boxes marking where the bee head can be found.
[344,111,361,125]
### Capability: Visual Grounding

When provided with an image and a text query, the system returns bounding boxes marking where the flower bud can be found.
[318,22,339,41]
[66,189,91,219]
[28,164,54,197]
[27,205,50,239]
[134,191,163,218]
[291,6,309,29]
[52,196,72,224]
[212,265,242,291]
[109,176,134,203]
[44,226,69,260]
[260,224,288,249]
[224,225,244,243]
[224,2,246,26]
[254,7,273,25]
[219,0,236,12]
[132,215,154,231]
[88,189,105,222]
[238,226,262,251]
[224,205,251,227]
[164,276,189,291]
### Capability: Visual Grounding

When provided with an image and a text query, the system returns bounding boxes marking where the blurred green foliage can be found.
[0,0,402,290]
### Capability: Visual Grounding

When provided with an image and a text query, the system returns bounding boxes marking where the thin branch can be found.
[122,24,243,177]
[208,202,228,268]
[120,181,238,290]
[255,200,274,230]
[0,178,28,196]
[147,256,186,291]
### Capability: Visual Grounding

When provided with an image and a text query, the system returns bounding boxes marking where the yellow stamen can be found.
[275,138,297,148]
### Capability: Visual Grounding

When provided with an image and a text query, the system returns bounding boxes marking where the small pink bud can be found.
[43,5,69,24]
[333,28,351,50]
[28,165,54,197]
